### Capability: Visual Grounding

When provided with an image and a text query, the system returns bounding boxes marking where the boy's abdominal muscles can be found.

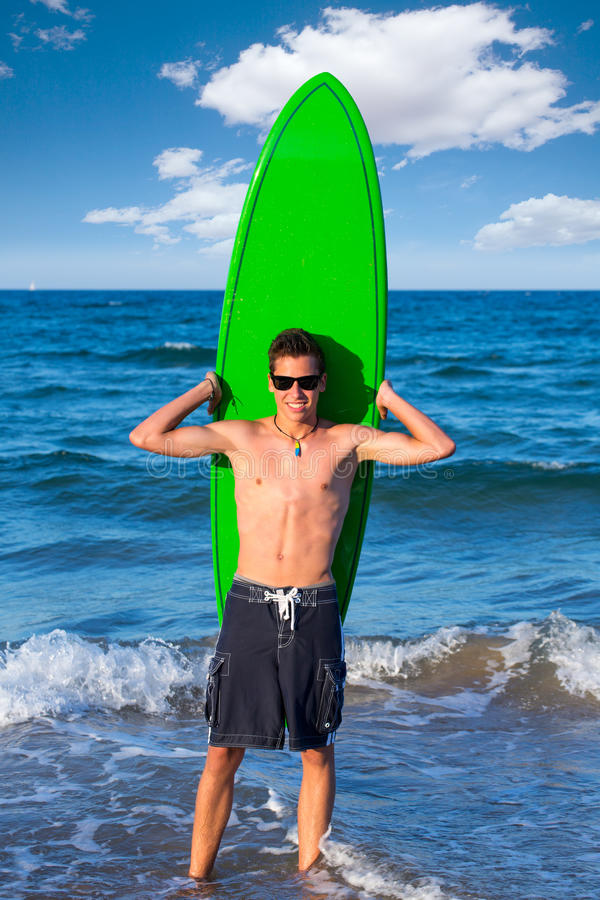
[235,491,346,587]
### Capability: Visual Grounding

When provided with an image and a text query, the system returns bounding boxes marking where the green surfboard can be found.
[211,72,387,625]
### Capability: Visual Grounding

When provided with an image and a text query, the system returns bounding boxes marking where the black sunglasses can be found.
[270,373,322,390]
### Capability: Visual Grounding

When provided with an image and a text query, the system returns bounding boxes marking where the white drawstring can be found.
[264,587,300,631]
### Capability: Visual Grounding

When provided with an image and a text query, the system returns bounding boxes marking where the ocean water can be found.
[0,289,599,899]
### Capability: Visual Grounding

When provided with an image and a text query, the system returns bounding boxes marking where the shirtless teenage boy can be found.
[129,328,455,879]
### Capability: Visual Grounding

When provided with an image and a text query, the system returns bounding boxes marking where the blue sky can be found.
[1,0,599,289]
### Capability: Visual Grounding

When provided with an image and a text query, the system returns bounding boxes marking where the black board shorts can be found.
[205,575,346,751]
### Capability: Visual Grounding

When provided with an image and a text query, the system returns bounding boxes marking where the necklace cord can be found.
[273,415,319,444]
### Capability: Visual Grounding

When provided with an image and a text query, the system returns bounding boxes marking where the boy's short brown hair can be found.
[268,328,326,374]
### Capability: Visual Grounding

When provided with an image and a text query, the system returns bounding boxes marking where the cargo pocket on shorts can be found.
[205,652,228,728]
[316,659,347,733]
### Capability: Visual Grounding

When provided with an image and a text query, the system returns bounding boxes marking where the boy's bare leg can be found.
[297,744,336,870]
[189,746,245,879]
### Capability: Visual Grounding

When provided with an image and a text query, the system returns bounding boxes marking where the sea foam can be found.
[0,629,205,727]
[500,611,600,700]
[345,626,467,684]
[319,831,455,900]
[2,614,599,727]
[162,341,197,350]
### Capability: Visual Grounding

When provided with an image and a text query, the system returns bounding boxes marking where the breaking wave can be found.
[2,612,599,727]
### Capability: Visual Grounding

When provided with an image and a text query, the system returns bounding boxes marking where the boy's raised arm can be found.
[129,371,236,458]
[356,379,456,466]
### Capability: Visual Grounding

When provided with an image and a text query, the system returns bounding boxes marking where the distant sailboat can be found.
[29,281,36,291]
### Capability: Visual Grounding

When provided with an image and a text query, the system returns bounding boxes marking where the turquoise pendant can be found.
[294,440,300,457]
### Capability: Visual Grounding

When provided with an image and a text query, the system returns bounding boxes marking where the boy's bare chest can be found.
[231,440,356,502]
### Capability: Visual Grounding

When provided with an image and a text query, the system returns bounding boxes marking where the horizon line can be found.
[1,287,598,293]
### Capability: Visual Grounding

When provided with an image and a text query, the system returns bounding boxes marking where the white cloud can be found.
[461,175,481,189]
[14,5,92,51]
[153,148,203,180]
[197,238,235,257]
[0,62,15,79]
[135,224,181,247]
[10,13,32,51]
[71,7,92,22]
[577,19,594,34]
[183,213,241,239]
[392,160,408,170]
[158,59,201,89]
[83,150,250,250]
[36,25,86,50]
[30,0,92,20]
[31,0,71,12]
[196,4,600,158]
[474,194,600,250]
[84,207,143,225]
